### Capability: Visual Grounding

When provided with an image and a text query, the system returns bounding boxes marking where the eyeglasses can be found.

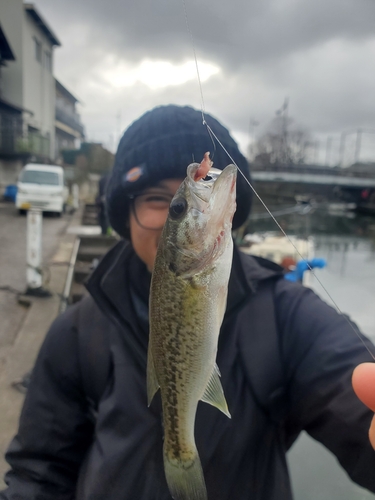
[129,191,174,230]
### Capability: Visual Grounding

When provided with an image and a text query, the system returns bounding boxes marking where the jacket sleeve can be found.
[0,304,94,500]
[276,279,375,492]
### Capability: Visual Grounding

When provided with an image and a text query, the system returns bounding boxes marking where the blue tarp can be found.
[3,185,17,203]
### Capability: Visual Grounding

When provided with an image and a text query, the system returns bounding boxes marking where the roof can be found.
[55,79,79,103]
[24,4,61,46]
[0,24,15,61]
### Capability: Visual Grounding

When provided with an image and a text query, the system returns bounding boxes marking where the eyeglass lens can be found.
[132,192,173,229]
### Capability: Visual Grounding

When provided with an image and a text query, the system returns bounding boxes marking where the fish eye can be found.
[169,197,188,220]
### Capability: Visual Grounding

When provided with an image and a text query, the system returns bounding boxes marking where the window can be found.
[21,170,60,186]
[34,37,42,62]
[44,51,52,71]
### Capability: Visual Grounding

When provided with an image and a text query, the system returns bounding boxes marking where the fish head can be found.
[161,163,237,277]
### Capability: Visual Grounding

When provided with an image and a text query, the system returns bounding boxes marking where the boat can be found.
[240,233,325,286]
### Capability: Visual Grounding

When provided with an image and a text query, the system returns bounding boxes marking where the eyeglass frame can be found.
[128,191,173,230]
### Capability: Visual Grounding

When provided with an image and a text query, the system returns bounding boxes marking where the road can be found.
[0,202,71,350]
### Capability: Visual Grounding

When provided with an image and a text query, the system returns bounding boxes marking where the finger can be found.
[370,415,375,450]
[352,363,375,412]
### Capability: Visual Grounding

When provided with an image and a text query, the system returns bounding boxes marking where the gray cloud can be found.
[33,0,375,160]
[36,0,375,64]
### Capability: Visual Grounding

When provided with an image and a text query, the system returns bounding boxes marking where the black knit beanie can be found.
[107,104,252,238]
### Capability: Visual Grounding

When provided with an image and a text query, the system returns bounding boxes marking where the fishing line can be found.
[181,0,205,122]
[182,0,217,161]
[181,0,375,362]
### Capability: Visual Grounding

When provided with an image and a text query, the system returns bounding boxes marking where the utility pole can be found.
[275,97,289,163]
[325,136,332,166]
[313,140,319,164]
[339,131,348,167]
[284,98,289,163]
[354,128,362,164]
[248,119,259,160]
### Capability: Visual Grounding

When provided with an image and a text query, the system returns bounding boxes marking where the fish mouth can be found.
[209,165,237,222]
[186,164,237,210]
[186,165,223,204]
[164,163,237,278]
[184,163,237,233]
[192,164,237,255]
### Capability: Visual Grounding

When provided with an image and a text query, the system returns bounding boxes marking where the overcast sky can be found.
[34,0,375,164]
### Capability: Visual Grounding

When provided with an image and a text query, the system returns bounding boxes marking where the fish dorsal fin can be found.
[201,364,231,418]
[147,350,160,406]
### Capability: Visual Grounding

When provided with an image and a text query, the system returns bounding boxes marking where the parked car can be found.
[16,164,68,216]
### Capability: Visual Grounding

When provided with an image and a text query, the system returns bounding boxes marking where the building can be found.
[0,0,60,188]
[55,79,85,161]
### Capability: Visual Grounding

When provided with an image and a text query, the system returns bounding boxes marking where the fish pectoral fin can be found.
[201,364,231,418]
[147,351,160,406]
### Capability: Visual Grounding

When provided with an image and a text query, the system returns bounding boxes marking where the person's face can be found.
[129,179,183,272]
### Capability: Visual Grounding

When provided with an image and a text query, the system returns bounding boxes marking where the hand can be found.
[352,363,375,449]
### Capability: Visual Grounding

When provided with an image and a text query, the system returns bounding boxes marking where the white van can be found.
[16,164,68,216]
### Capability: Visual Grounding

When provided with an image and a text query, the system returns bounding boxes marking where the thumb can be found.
[352,362,375,412]
[353,363,375,450]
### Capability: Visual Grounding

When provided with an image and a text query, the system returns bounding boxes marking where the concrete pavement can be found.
[0,206,83,487]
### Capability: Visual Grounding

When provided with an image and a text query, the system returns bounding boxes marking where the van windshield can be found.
[21,170,60,186]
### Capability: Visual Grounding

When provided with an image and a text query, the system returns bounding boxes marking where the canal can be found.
[247,203,375,499]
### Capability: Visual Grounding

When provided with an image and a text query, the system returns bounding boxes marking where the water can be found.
[247,204,375,499]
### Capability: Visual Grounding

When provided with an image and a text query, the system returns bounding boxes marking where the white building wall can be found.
[0,1,57,159]
[0,0,24,106]
[22,12,56,158]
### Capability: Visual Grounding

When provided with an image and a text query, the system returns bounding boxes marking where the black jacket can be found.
[1,241,375,500]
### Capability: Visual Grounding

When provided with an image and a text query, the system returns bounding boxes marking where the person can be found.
[1,104,375,500]
[95,172,111,235]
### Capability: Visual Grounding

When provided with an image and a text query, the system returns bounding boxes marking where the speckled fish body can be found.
[147,163,237,500]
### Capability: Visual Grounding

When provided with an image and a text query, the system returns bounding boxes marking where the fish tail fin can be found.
[164,450,207,500]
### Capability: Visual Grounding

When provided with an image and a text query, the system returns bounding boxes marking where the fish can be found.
[147,155,237,500]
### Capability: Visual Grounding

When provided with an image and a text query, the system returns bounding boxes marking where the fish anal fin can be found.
[147,350,160,406]
[201,364,231,418]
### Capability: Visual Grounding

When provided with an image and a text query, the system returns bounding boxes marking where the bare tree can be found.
[254,116,313,165]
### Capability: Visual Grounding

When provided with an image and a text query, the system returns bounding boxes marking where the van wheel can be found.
[18,209,26,215]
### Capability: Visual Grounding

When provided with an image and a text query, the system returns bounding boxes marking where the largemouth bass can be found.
[147,159,237,500]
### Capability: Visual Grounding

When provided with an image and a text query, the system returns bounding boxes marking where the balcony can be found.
[55,105,84,137]
[16,132,50,157]
[0,112,50,157]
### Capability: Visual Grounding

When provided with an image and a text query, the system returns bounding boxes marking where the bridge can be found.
[251,171,375,188]
[250,165,375,206]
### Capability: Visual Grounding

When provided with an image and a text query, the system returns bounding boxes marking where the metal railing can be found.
[16,132,50,157]
[55,106,84,137]
[0,112,50,156]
